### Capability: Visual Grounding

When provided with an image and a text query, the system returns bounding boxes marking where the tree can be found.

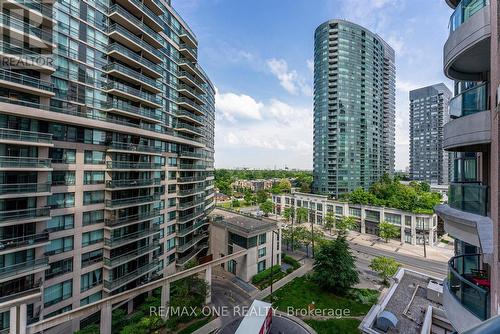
[323,212,336,234]
[256,190,268,204]
[260,200,274,216]
[244,191,254,205]
[231,199,240,208]
[74,325,99,334]
[378,221,400,243]
[313,237,359,294]
[303,227,325,258]
[336,216,357,236]
[370,256,400,285]
[282,224,304,250]
[283,207,294,223]
[296,207,308,224]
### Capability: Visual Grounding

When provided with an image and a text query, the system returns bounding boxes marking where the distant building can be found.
[209,208,281,282]
[231,179,278,192]
[409,83,452,185]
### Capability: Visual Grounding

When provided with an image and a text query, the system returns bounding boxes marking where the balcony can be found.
[176,110,204,126]
[178,84,205,105]
[179,43,197,62]
[449,182,488,216]
[104,225,160,248]
[0,258,49,283]
[103,81,161,108]
[0,128,53,147]
[176,123,204,137]
[178,198,205,210]
[0,182,51,198]
[103,242,159,268]
[0,207,50,226]
[179,164,206,171]
[105,209,161,228]
[178,187,205,197]
[103,259,159,292]
[177,243,208,266]
[115,0,163,32]
[0,277,42,304]
[179,31,197,48]
[107,24,162,63]
[103,63,161,93]
[178,210,205,224]
[444,254,489,331]
[178,71,206,94]
[177,97,205,115]
[0,68,54,97]
[0,41,54,74]
[3,0,54,26]
[444,0,490,80]
[178,58,206,83]
[177,233,208,253]
[0,232,49,253]
[106,178,160,190]
[177,175,206,183]
[106,161,162,170]
[177,220,208,238]
[107,141,162,154]
[103,100,162,123]
[0,156,51,171]
[107,43,162,78]
[105,194,160,209]
[179,151,204,159]
[0,13,53,49]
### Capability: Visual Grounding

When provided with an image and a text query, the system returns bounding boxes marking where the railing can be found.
[0,68,53,92]
[176,123,203,136]
[0,258,48,280]
[106,161,162,169]
[0,156,51,168]
[178,187,205,196]
[178,199,205,209]
[177,233,208,253]
[177,243,208,265]
[0,128,52,144]
[449,182,489,216]
[0,278,42,304]
[449,0,489,33]
[178,58,205,81]
[177,220,208,237]
[103,260,159,290]
[178,71,205,91]
[0,182,51,195]
[108,4,159,40]
[179,43,197,58]
[107,43,162,74]
[105,194,160,208]
[0,12,53,42]
[179,163,206,170]
[129,0,163,28]
[448,254,489,320]
[108,141,162,153]
[177,175,206,183]
[105,209,160,227]
[106,178,160,189]
[103,100,162,121]
[449,83,488,118]
[179,150,204,159]
[103,81,161,105]
[177,97,204,113]
[178,210,204,224]
[108,24,162,59]
[13,0,53,17]
[104,225,160,247]
[176,110,204,124]
[0,232,49,250]
[103,63,161,90]
[0,207,50,223]
[103,242,159,267]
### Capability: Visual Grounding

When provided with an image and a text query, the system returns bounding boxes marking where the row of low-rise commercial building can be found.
[272,192,439,246]
[0,0,215,332]
[230,179,279,192]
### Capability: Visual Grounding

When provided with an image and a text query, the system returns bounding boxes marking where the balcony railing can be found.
[449,83,488,118]
[0,231,49,250]
[105,209,160,227]
[108,24,162,59]
[107,43,162,74]
[449,0,489,33]
[108,141,162,153]
[0,258,48,280]
[103,242,159,267]
[177,175,206,183]
[448,254,489,320]
[178,187,205,196]
[106,178,160,189]
[106,161,162,169]
[0,156,51,169]
[108,4,159,40]
[0,13,53,43]
[177,243,208,266]
[0,182,51,195]
[0,207,50,223]
[104,63,161,89]
[179,163,206,170]
[104,225,160,248]
[177,233,208,253]
[0,128,52,144]
[103,259,159,291]
[177,220,208,237]
[0,68,53,92]
[13,0,53,17]
[176,110,204,124]
[178,210,204,224]
[176,123,203,136]
[449,182,489,216]
[103,100,162,121]
[179,151,204,159]
[105,194,160,208]
[103,81,161,105]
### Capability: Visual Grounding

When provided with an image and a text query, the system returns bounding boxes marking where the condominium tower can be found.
[312,20,396,198]
[435,0,500,332]
[409,83,452,185]
[0,0,215,332]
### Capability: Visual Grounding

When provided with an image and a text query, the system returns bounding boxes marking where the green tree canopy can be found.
[323,212,336,234]
[378,221,400,243]
[336,216,357,236]
[256,190,269,204]
[260,200,274,216]
[296,207,308,224]
[370,256,400,285]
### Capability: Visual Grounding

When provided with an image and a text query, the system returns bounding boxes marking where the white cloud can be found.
[215,89,263,122]
[266,58,312,96]
[307,59,314,73]
[396,79,421,93]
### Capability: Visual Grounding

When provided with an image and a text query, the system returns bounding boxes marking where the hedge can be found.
[252,265,282,285]
[282,255,300,270]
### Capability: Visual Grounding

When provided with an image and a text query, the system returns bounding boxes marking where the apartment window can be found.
[44,279,72,307]
[45,236,74,255]
[349,207,361,217]
[258,247,266,258]
[48,192,75,208]
[258,233,266,245]
[47,214,74,231]
[49,148,76,164]
[82,230,103,247]
[257,260,266,273]
[84,150,105,164]
[45,305,72,319]
[83,171,104,185]
[166,224,175,236]
[83,210,104,226]
[80,291,102,306]
[45,258,73,280]
[80,268,102,292]
[81,249,103,267]
[385,213,401,225]
[51,171,76,186]
[83,190,104,205]
[335,206,343,215]
[166,237,175,251]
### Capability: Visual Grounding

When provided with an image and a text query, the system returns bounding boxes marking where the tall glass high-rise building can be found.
[0,0,214,332]
[312,20,395,197]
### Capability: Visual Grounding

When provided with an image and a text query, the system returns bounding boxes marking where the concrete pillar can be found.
[411,215,417,245]
[127,299,134,315]
[360,207,366,234]
[205,266,212,305]
[9,306,18,334]
[19,304,26,334]
[100,302,112,334]
[161,282,170,320]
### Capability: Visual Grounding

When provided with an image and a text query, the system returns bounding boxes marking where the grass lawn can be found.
[304,319,361,334]
[268,276,377,316]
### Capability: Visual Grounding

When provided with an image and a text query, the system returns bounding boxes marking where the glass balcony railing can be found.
[103,100,162,121]
[177,220,208,237]
[105,194,160,208]
[179,151,204,159]
[178,71,206,91]
[178,175,206,183]
[104,225,160,248]
[105,209,160,227]
[176,123,203,136]
[449,83,488,118]
[0,182,51,195]
[107,43,162,74]
[449,0,489,33]
[0,258,48,280]
[13,0,53,17]
[106,178,160,189]
[179,163,206,170]
[449,182,489,216]
[103,242,159,267]
[103,63,161,90]
[103,81,161,105]
[0,128,52,144]
[0,156,51,168]
[106,161,162,169]
[178,187,205,196]
[0,13,53,42]
[108,24,162,59]
[0,232,49,250]
[178,210,204,224]
[0,68,53,92]
[0,207,50,223]
[448,254,489,320]
[108,4,159,40]
[178,198,205,210]
[177,233,208,253]
[179,43,198,58]
[177,243,208,266]
[103,260,159,290]
[129,0,163,28]
[108,141,162,153]
[176,110,204,124]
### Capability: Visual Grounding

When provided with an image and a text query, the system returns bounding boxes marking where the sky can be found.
[173,0,453,171]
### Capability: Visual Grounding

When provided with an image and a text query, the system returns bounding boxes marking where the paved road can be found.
[219,315,311,334]
[211,278,252,325]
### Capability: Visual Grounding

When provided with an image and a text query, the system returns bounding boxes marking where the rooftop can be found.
[210,208,278,236]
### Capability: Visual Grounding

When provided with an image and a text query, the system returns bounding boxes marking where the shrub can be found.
[282,255,300,269]
[252,265,282,285]
[286,267,294,274]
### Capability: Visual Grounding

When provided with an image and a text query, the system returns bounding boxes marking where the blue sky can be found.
[174,0,453,171]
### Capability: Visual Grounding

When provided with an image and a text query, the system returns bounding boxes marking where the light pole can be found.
[270,229,279,303]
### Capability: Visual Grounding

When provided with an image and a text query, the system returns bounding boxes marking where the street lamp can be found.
[270,228,279,303]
